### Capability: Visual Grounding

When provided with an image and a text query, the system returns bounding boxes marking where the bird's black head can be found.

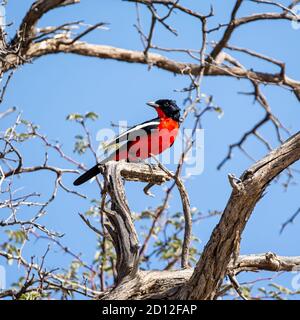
[147,99,181,122]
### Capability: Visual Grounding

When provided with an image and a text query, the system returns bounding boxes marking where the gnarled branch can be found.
[100,251,300,300]
[177,131,300,300]
[99,160,192,284]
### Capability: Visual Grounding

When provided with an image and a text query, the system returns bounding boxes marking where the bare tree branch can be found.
[280,208,300,234]
[101,251,300,299]
[11,0,80,47]
[178,131,300,300]
[232,252,300,273]
[2,39,296,101]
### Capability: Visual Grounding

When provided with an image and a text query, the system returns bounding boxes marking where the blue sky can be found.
[1,0,300,298]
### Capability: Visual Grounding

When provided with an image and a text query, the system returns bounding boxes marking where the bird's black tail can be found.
[73,164,101,186]
[73,146,126,186]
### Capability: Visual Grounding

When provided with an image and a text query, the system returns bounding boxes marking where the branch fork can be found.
[100,160,191,285]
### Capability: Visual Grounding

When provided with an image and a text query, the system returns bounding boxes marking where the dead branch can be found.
[232,252,300,273]
[98,160,192,284]
[177,131,300,300]
[101,251,300,299]
[11,0,80,47]
[102,161,140,285]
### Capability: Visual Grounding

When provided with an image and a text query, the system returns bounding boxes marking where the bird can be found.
[73,99,181,186]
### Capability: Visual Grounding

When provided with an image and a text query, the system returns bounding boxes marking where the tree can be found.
[0,0,300,300]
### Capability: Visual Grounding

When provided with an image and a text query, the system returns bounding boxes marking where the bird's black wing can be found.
[103,117,160,151]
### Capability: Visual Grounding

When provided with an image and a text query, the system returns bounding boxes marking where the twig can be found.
[280,208,300,234]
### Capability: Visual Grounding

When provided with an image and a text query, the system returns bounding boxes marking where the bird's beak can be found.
[147,101,160,109]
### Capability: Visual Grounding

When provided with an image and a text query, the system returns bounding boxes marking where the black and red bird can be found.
[73,99,181,186]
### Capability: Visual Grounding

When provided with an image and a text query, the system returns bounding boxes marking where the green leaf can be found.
[66,113,84,121]
[85,112,99,121]
[214,106,224,119]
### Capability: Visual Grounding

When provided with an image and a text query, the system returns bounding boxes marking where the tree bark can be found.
[98,132,300,300]
[177,132,300,300]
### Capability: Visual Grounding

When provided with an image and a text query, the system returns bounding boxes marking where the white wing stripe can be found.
[106,120,160,147]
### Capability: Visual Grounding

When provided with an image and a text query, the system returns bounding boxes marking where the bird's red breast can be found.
[126,116,179,161]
